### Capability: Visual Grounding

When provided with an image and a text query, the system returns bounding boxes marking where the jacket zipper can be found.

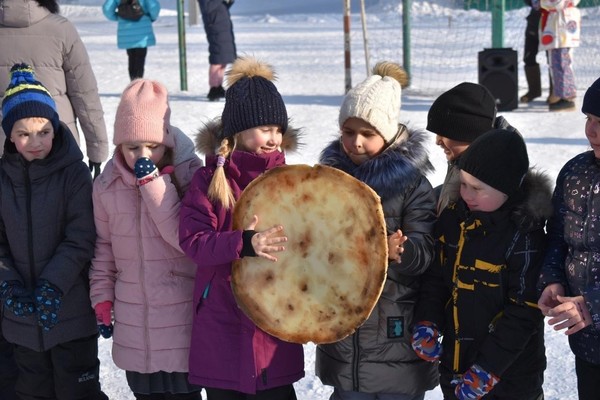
[136,189,151,370]
[352,328,360,391]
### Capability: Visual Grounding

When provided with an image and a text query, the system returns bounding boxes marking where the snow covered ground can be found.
[57,1,590,398]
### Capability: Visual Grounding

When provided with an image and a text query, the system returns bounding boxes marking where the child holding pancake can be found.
[179,56,304,400]
[88,79,203,399]
[315,61,439,400]
[413,129,550,399]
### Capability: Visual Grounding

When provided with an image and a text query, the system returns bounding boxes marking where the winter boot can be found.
[520,65,542,103]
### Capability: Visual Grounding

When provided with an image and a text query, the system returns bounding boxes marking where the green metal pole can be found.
[491,0,505,48]
[402,0,411,82]
[177,0,188,91]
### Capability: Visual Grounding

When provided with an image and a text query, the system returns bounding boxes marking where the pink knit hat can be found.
[113,79,175,148]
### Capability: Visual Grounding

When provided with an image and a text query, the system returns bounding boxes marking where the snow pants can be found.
[12,333,108,400]
[576,356,600,400]
[0,322,17,399]
[204,384,296,400]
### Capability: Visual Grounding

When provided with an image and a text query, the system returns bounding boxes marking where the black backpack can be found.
[116,0,145,21]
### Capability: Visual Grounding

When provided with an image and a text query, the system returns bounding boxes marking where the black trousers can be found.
[0,323,18,400]
[12,334,108,400]
[523,7,541,66]
[205,384,297,400]
[127,47,148,80]
[134,392,203,400]
[576,356,600,400]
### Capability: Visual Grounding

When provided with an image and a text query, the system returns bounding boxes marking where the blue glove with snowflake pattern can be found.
[411,321,442,362]
[34,280,62,331]
[454,364,500,400]
[0,281,35,317]
[134,157,159,186]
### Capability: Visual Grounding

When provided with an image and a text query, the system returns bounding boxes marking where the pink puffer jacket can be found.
[90,127,202,373]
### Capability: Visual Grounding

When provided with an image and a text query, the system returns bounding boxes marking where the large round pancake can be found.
[231,164,388,344]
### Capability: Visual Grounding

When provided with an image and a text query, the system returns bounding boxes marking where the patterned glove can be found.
[95,301,114,339]
[411,321,442,362]
[34,280,62,331]
[454,364,500,400]
[0,281,35,317]
[134,157,159,186]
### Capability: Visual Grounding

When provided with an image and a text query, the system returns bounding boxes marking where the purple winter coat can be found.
[179,120,304,394]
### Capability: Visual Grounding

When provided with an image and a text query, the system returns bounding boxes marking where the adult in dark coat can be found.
[198,0,237,101]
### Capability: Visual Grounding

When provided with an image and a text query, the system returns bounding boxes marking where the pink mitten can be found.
[94,301,113,325]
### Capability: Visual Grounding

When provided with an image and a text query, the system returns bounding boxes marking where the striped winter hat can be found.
[2,63,59,137]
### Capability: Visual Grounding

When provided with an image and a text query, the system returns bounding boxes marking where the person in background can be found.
[89,79,203,400]
[413,128,551,400]
[426,82,519,215]
[0,0,109,178]
[102,0,161,81]
[538,77,600,400]
[179,56,304,400]
[0,63,108,400]
[539,0,581,111]
[520,0,543,103]
[316,61,438,400]
[198,0,237,101]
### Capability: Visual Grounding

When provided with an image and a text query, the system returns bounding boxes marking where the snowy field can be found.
[56,0,592,398]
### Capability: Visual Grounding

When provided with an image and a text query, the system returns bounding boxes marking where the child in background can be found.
[0,63,108,399]
[102,0,160,80]
[538,77,600,399]
[426,82,519,215]
[179,56,304,400]
[89,79,203,400]
[316,61,438,400]
[413,129,551,400]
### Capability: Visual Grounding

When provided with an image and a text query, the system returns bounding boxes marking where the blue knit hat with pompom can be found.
[2,63,59,137]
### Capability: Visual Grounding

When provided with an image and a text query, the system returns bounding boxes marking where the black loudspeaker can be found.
[478,48,518,111]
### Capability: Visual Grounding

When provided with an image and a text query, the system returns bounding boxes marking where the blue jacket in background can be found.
[102,0,160,50]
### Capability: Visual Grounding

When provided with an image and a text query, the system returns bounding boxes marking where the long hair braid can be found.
[207,138,236,209]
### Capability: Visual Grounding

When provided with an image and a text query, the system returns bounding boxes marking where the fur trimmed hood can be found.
[194,117,302,156]
[319,124,434,200]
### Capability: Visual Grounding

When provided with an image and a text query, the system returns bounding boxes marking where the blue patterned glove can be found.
[34,280,62,331]
[454,364,500,400]
[98,323,114,339]
[411,321,442,362]
[134,157,159,185]
[0,281,35,317]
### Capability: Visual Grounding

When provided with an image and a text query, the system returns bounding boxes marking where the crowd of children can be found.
[1,55,600,400]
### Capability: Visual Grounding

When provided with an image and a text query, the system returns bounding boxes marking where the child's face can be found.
[340,118,385,165]
[10,117,54,161]
[236,125,283,154]
[459,170,508,212]
[585,113,600,159]
[120,141,166,170]
[436,135,470,161]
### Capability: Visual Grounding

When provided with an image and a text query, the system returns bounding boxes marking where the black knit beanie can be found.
[221,57,288,138]
[459,129,529,197]
[426,82,497,143]
[582,77,600,117]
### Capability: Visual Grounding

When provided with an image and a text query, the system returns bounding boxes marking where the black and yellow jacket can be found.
[415,170,552,398]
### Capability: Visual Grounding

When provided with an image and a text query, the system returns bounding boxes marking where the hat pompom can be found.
[221,57,288,138]
[372,62,409,89]
[2,63,59,137]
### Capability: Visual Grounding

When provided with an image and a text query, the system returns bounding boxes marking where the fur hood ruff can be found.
[319,124,434,200]
[194,117,302,156]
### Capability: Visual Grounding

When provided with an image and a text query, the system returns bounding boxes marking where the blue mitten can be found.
[134,157,159,186]
[454,364,500,400]
[34,280,62,331]
[0,281,35,317]
[411,321,442,362]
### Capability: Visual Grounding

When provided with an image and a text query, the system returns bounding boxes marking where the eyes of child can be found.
[126,144,159,151]
[15,130,51,138]
[342,129,377,138]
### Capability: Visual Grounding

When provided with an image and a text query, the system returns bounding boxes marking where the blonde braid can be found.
[207,138,236,209]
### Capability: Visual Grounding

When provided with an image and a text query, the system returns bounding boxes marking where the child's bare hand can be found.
[547,295,592,335]
[245,215,287,262]
[388,229,408,262]
[538,283,564,316]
